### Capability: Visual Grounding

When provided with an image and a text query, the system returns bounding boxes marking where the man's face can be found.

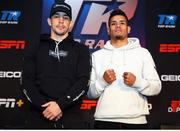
[108,15,130,40]
[48,12,72,36]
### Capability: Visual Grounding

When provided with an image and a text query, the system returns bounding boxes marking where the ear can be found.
[47,18,51,26]
[107,23,110,35]
[69,21,74,32]
[128,26,131,34]
[107,27,110,35]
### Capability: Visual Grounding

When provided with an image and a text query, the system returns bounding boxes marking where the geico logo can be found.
[161,75,180,81]
[0,98,24,108]
[80,100,97,110]
[0,71,21,78]
[0,40,25,49]
[148,103,152,110]
[160,44,180,53]
[168,107,180,113]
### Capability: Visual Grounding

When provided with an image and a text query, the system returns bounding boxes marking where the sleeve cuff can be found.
[56,96,70,110]
[133,76,149,92]
[95,78,109,92]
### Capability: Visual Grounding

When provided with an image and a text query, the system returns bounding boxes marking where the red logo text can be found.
[80,100,97,110]
[160,44,180,53]
[0,40,25,50]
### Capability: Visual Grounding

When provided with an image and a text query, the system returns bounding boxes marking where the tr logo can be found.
[0,11,21,21]
[158,15,177,25]
[65,0,137,34]
[158,15,177,28]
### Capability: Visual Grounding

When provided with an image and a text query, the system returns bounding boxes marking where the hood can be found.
[103,37,141,50]
[40,33,74,43]
[103,38,141,66]
[40,33,74,62]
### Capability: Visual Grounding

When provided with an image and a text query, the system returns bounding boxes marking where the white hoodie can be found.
[87,38,161,124]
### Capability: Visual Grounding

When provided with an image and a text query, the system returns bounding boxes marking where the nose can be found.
[58,17,64,23]
[116,23,121,27]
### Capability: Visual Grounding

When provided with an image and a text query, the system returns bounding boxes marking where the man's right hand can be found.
[42,101,62,121]
[54,113,62,121]
[103,69,116,84]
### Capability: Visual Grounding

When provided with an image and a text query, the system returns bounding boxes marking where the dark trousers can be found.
[94,120,148,129]
[23,106,84,129]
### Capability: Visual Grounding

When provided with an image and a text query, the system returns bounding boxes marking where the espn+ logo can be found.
[0,98,24,108]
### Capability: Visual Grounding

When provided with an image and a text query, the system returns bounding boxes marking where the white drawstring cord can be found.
[55,40,61,61]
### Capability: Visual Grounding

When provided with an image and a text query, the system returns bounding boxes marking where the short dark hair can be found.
[108,9,129,27]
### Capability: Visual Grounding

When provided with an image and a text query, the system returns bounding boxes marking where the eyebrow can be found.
[111,20,126,23]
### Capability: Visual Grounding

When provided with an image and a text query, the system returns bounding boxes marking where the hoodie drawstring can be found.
[123,49,126,66]
[55,40,61,61]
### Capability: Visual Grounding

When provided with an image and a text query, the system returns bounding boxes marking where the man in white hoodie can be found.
[87,9,162,129]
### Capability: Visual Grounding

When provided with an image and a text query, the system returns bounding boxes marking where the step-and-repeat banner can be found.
[0,0,179,129]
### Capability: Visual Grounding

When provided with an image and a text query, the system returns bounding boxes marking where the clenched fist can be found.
[123,72,136,86]
[103,69,116,84]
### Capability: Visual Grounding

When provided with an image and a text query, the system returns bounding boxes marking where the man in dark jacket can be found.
[21,1,91,129]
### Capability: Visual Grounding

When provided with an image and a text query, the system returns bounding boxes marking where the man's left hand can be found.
[123,72,136,87]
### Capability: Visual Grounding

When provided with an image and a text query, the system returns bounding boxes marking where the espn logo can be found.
[168,100,180,113]
[160,44,180,53]
[80,100,152,110]
[80,100,97,110]
[0,40,25,50]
